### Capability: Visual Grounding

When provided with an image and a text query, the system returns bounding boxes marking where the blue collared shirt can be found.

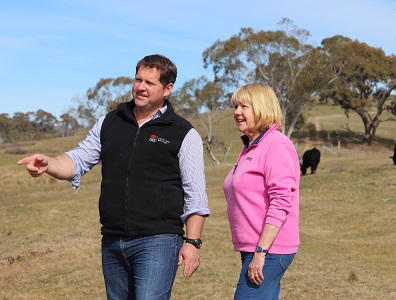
[65,105,210,223]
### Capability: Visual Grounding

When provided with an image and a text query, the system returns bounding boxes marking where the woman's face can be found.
[233,101,257,137]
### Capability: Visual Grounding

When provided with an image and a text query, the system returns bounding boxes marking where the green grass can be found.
[1,104,396,299]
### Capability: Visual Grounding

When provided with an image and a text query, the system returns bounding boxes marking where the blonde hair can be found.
[231,83,284,132]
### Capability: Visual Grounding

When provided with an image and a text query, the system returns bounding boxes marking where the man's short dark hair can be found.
[136,54,177,88]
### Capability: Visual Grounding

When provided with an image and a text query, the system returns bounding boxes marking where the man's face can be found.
[132,66,173,112]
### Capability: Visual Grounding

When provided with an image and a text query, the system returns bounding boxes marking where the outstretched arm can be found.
[18,153,75,180]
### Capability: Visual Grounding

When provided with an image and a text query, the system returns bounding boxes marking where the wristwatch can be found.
[256,246,268,255]
[183,237,202,249]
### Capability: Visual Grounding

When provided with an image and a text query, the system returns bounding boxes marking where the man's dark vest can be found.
[99,100,193,237]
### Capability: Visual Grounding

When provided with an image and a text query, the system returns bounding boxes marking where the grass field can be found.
[1,104,395,299]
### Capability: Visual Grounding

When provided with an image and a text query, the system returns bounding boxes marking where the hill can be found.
[0,103,395,299]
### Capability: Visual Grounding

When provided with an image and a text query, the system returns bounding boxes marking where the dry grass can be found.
[1,104,395,299]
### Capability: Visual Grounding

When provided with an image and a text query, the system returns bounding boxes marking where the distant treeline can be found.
[0,110,79,143]
[2,18,396,146]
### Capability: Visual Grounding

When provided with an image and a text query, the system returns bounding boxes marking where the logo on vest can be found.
[149,134,170,144]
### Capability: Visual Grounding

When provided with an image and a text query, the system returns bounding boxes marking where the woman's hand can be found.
[248,252,266,285]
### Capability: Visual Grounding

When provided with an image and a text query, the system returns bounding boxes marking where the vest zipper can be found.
[124,126,140,236]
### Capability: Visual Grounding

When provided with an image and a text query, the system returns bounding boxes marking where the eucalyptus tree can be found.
[76,77,133,127]
[386,95,396,115]
[203,18,323,137]
[34,109,57,134]
[60,113,79,137]
[0,113,10,132]
[320,35,396,145]
[0,113,11,143]
[170,76,231,164]
[10,112,35,141]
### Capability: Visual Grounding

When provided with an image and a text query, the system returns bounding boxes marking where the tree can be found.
[203,18,322,137]
[11,112,35,141]
[170,76,231,164]
[75,77,133,127]
[0,113,11,143]
[386,95,396,115]
[320,35,396,145]
[34,109,57,135]
[60,113,79,137]
[87,77,133,112]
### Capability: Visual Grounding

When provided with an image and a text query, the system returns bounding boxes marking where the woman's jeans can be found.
[234,252,296,300]
[101,233,183,300]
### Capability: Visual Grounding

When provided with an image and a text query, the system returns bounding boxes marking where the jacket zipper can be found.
[124,125,140,236]
[120,110,172,236]
[233,142,258,175]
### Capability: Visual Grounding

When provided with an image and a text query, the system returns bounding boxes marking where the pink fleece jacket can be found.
[223,124,300,254]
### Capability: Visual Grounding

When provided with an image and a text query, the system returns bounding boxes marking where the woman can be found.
[223,83,300,300]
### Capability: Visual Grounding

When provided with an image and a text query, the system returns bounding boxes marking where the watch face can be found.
[256,246,268,254]
[196,239,202,248]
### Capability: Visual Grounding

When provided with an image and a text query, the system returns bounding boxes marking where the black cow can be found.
[301,148,321,175]
[391,144,396,165]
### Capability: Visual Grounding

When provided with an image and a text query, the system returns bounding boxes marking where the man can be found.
[18,54,210,299]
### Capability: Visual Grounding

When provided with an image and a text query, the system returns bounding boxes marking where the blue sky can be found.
[1,0,395,118]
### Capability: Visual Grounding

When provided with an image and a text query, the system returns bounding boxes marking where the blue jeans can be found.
[234,252,296,300]
[101,234,183,300]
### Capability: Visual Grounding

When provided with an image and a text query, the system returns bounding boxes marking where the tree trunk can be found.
[203,140,220,164]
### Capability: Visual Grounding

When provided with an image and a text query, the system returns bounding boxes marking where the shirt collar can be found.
[241,130,267,150]
[139,104,168,127]
[156,104,167,116]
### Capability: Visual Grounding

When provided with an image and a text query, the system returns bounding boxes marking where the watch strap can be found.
[183,237,202,249]
[256,246,268,255]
